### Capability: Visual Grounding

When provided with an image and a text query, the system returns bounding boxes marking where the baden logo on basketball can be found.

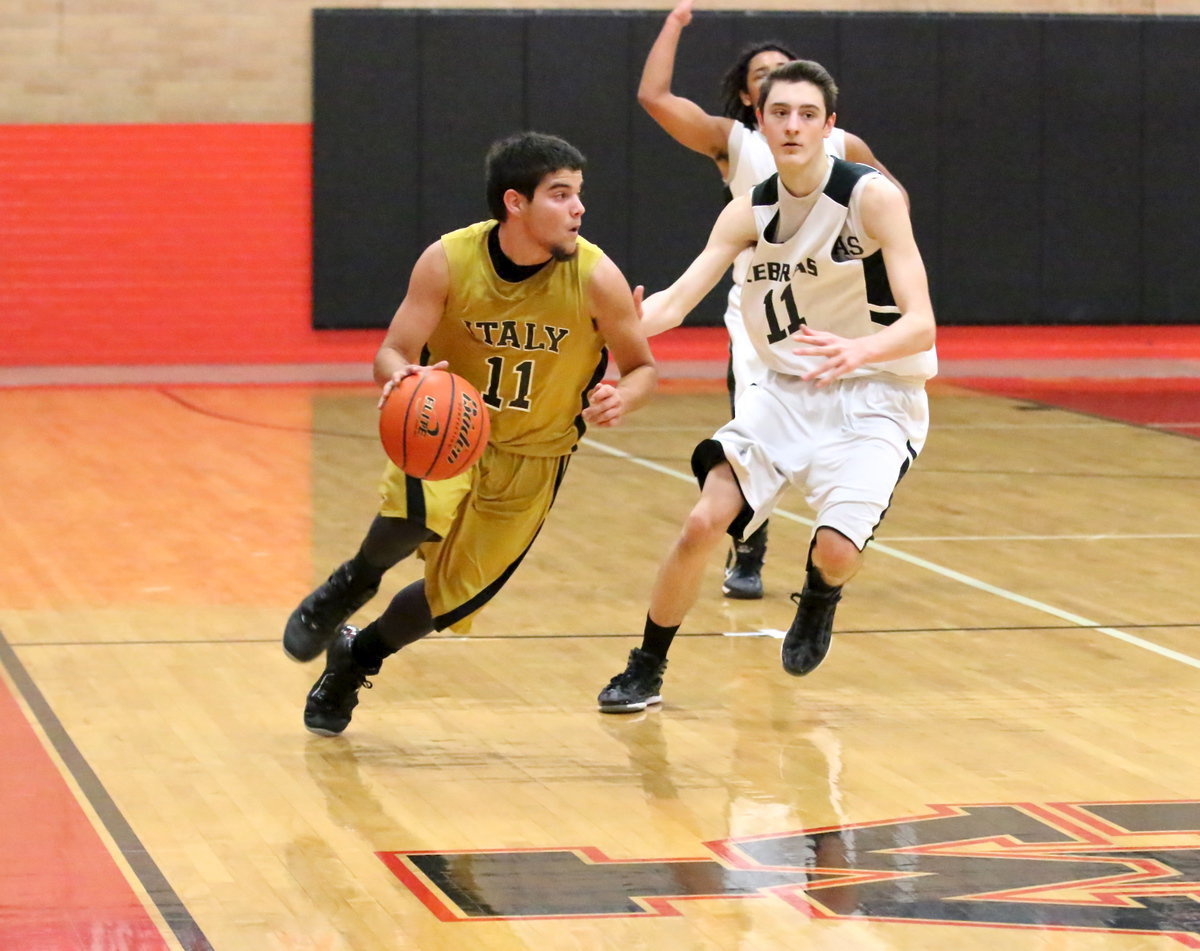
[445,394,483,467]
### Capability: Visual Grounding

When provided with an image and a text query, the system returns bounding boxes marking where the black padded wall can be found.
[312,11,422,331]
[938,17,1042,324]
[313,10,1200,329]
[1143,17,1200,321]
[527,14,634,267]
[1043,18,1143,322]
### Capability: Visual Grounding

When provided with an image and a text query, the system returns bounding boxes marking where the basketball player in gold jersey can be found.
[289,131,657,736]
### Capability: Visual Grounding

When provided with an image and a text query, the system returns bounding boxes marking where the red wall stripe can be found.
[3,125,1198,371]
[0,124,377,367]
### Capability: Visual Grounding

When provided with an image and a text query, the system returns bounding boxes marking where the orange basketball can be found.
[379,370,490,480]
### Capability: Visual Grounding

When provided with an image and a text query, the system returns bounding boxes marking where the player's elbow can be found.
[914,317,936,352]
[637,89,659,114]
[637,89,672,120]
[372,358,393,387]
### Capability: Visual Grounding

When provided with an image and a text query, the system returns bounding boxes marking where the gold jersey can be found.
[427,220,606,457]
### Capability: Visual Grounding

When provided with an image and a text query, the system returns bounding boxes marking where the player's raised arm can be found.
[640,195,756,337]
[373,241,451,396]
[637,0,733,161]
[584,256,658,427]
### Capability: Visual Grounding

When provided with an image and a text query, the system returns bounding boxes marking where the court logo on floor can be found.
[379,800,1200,945]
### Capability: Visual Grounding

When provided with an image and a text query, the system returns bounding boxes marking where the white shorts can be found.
[698,371,929,550]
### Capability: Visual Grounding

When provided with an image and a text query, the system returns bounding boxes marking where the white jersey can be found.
[739,159,937,384]
[723,124,848,400]
[726,124,846,286]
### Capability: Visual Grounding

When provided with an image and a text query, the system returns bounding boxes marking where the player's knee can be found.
[679,506,730,551]
[362,514,434,566]
[811,528,862,582]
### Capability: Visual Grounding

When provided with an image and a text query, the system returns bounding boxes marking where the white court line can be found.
[582,436,1200,671]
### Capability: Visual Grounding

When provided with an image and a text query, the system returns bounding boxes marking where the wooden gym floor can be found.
[2,332,1199,950]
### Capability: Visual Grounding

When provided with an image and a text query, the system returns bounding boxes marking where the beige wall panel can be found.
[1,0,1197,122]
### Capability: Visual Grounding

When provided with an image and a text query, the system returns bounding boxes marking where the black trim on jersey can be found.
[404,474,427,528]
[862,249,899,325]
[574,347,609,444]
[753,176,782,243]
[433,456,571,630]
[751,174,779,207]
[763,211,781,244]
[824,158,876,208]
[725,343,737,417]
[487,222,550,283]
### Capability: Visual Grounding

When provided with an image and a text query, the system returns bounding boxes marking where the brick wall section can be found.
[0,0,1192,123]
[0,123,377,366]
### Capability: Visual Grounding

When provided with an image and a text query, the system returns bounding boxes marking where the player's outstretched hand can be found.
[379,360,449,408]
[582,382,624,427]
[793,326,869,387]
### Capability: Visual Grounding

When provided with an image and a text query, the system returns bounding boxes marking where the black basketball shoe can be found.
[722,523,767,600]
[597,648,667,713]
[283,561,379,662]
[781,585,842,676]
[304,626,380,736]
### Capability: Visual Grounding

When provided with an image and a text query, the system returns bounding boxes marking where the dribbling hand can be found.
[379,360,449,408]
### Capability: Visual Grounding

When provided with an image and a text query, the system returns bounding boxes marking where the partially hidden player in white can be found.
[598,59,936,713]
[638,0,907,603]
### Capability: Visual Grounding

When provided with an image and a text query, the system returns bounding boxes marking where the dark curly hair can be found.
[720,41,799,129]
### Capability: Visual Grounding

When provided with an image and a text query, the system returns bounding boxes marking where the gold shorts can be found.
[377,447,570,633]
[378,460,473,539]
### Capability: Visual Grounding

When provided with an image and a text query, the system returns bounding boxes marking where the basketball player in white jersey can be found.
[638,0,907,607]
[599,59,936,712]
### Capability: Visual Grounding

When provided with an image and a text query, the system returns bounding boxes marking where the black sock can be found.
[803,562,842,599]
[352,580,435,670]
[640,616,679,661]
[351,622,392,670]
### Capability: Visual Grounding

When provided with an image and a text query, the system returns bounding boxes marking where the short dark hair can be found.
[757,59,839,118]
[485,132,586,221]
[720,41,799,129]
